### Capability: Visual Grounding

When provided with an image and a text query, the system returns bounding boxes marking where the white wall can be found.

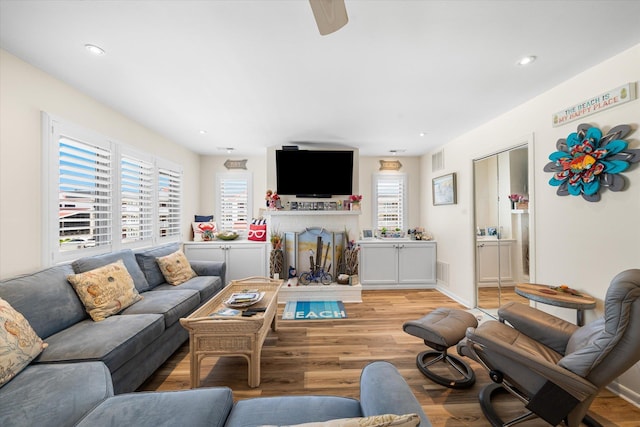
[422,43,640,403]
[199,152,423,239]
[0,49,201,279]
[198,154,267,221]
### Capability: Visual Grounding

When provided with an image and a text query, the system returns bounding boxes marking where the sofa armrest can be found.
[190,261,226,286]
[498,302,578,354]
[359,361,431,426]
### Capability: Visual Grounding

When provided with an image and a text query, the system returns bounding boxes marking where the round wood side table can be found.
[514,283,596,326]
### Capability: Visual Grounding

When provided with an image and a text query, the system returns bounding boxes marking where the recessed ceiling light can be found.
[84,44,105,56]
[199,130,207,135]
[419,132,426,137]
[217,147,234,154]
[516,55,536,66]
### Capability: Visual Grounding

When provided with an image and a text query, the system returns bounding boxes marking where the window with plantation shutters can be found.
[157,166,182,238]
[374,174,407,231]
[121,152,153,244]
[216,173,252,234]
[43,113,183,265]
[58,136,113,253]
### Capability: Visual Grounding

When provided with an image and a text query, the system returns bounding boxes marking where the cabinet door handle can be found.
[477,243,485,248]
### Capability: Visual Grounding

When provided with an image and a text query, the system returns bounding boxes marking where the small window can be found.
[157,165,182,239]
[373,174,407,232]
[216,172,252,234]
[121,152,154,244]
[58,136,113,254]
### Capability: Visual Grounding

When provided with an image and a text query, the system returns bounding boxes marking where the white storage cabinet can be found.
[358,240,437,289]
[183,241,267,283]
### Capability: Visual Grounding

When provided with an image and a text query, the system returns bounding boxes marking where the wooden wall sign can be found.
[379,160,402,171]
[224,159,248,170]
[552,83,636,127]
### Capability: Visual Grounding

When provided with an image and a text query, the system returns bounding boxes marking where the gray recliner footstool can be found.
[403,307,478,389]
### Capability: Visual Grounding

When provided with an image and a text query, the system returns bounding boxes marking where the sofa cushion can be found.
[76,387,233,427]
[73,248,152,293]
[35,313,164,373]
[120,289,200,327]
[224,396,363,427]
[67,260,143,322]
[153,275,222,302]
[0,264,86,339]
[0,297,48,387]
[156,250,196,286]
[0,362,113,427]
[135,242,181,288]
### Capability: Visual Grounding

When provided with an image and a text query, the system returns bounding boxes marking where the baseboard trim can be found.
[607,380,640,408]
[436,285,473,308]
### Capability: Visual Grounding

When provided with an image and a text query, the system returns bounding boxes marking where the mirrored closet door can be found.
[474,145,531,316]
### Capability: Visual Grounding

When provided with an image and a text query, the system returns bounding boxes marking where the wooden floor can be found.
[140,289,640,426]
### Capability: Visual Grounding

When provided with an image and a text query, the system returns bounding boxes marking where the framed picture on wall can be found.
[432,173,457,206]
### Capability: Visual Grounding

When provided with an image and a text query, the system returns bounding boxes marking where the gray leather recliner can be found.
[458,269,640,426]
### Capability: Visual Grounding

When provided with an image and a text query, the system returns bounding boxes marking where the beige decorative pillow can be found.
[156,250,196,286]
[67,259,143,321]
[262,413,420,427]
[0,297,48,387]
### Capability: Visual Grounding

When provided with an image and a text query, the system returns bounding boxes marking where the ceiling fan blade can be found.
[309,0,348,35]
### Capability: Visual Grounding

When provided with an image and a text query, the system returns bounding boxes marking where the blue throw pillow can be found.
[195,215,214,222]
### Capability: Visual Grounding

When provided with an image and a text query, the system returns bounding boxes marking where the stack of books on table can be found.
[224,291,265,307]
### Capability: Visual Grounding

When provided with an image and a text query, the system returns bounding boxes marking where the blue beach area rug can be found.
[282,301,347,320]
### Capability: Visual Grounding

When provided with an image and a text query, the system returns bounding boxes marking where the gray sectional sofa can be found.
[0,242,225,423]
[1,242,431,426]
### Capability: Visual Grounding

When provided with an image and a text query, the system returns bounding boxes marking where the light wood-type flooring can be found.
[140,289,640,426]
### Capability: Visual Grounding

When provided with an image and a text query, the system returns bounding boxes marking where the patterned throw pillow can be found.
[192,221,217,241]
[262,413,420,427]
[67,260,143,322]
[0,297,48,387]
[248,218,267,241]
[156,250,196,286]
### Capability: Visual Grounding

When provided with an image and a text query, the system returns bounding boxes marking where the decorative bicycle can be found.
[299,239,333,285]
[299,268,333,285]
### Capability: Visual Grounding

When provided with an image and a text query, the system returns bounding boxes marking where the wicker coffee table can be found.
[179,276,282,388]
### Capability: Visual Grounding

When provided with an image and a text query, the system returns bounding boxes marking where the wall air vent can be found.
[432,149,445,172]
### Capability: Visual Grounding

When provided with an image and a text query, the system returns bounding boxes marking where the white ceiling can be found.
[2,0,640,157]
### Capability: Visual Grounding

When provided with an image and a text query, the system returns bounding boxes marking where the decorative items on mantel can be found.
[349,194,362,211]
[544,123,639,202]
[265,189,282,210]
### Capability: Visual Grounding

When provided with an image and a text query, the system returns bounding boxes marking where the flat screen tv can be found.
[276,149,353,198]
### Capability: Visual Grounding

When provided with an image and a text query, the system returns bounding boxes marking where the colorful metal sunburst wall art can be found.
[544,123,639,202]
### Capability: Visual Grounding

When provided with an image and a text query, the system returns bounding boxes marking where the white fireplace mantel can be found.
[264,210,361,240]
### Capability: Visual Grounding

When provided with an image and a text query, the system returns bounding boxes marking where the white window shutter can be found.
[157,167,182,238]
[58,137,113,253]
[121,153,154,244]
[374,174,406,231]
[217,173,251,233]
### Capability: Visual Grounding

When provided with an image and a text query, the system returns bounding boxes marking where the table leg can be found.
[190,345,199,388]
[577,309,585,327]
[248,354,261,388]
